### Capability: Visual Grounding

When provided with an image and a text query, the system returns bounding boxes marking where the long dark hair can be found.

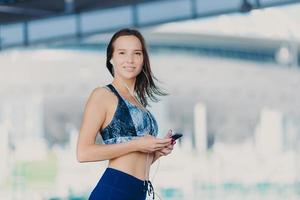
[106,28,168,107]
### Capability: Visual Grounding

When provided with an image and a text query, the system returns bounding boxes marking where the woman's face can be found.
[111,35,144,80]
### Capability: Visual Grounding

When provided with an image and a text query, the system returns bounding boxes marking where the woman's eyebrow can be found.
[116,49,142,51]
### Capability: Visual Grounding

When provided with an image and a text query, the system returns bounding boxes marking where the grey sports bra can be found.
[100,84,158,144]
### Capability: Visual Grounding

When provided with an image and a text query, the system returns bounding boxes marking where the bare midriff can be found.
[108,151,154,181]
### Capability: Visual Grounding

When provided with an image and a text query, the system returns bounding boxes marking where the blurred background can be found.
[1,0,300,199]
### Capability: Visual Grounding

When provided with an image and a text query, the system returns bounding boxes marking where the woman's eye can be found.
[118,52,141,55]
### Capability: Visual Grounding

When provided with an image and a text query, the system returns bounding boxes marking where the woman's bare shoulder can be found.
[88,85,115,106]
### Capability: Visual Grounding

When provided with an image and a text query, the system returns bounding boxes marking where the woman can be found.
[76,28,176,200]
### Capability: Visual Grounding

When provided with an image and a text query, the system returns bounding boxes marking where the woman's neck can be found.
[112,77,136,95]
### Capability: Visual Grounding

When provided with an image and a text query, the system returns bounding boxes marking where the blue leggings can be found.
[89,167,151,200]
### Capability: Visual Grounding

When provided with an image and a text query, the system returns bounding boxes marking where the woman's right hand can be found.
[134,134,172,153]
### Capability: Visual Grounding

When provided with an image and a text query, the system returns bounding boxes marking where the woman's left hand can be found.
[155,129,176,157]
[155,142,175,156]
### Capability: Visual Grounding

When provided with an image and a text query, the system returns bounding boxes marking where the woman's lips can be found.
[123,66,135,72]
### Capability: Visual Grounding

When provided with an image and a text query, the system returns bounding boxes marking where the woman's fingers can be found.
[158,151,165,156]
[152,135,177,155]
[157,144,174,154]
[138,134,175,153]
[164,129,172,138]
[158,148,171,156]
[157,138,172,144]
[154,145,166,150]
[155,140,175,150]
[157,142,172,149]
[150,138,170,150]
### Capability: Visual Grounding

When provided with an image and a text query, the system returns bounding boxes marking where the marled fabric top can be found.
[100,84,158,144]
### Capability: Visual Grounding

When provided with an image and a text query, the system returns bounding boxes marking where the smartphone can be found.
[171,133,183,141]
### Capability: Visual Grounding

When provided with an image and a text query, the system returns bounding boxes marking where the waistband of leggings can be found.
[102,167,148,190]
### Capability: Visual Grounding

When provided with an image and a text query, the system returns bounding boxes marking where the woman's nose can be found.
[126,54,134,63]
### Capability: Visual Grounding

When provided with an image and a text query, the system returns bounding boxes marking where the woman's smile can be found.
[123,66,136,72]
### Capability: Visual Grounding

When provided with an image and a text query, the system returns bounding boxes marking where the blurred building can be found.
[1,95,47,161]
[194,102,208,155]
[255,108,284,158]
[0,120,10,185]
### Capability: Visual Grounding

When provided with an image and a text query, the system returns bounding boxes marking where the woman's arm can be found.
[78,135,172,163]
[77,140,139,163]
[76,87,132,162]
